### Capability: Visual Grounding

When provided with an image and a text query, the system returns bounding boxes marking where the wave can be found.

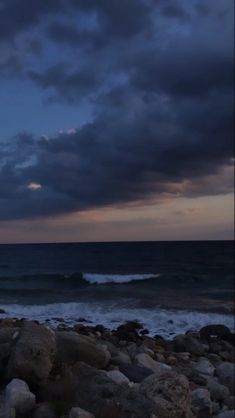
[0,302,234,338]
[0,272,160,290]
[82,273,159,284]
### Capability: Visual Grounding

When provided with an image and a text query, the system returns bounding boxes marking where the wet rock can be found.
[119,363,153,383]
[140,371,192,418]
[105,370,130,385]
[216,362,235,393]
[69,407,95,418]
[0,328,19,344]
[193,358,215,376]
[56,331,110,369]
[4,378,36,417]
[200,325,231,342]
[135,353,171,374]
[0,309,6,314]
[7,321,56,385]
[191,388,212,417]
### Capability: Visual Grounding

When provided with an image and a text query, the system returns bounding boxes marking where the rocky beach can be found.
[0,316,234,418]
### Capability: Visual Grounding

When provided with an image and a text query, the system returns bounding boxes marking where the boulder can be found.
[173,335,206,356]
[33,402,56,418]
[140,371,192,418]
[7,321,56,385]
[69,407,95,418]
[206,377,229,401]
[119,363,153,383]
[56,331,110,368]
[200,325,231,342]
[4,379,36,417]
[216,362,235,393]
[217,411,235,418]
[191,388,212,418]
[105,370,130,385]
[193,358,215,376]
[111,351,131,366]
[135,353,171,374]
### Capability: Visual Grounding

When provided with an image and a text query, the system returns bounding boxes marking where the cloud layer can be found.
[0,0,234,220]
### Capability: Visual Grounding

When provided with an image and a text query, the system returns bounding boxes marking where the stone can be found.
[7,321,56,385]
[111,351,131,366]
[69,407,95,418]
[217,411,235,418]
[56,331,110,368]
[191,388,212,418]
[216,362,235,393]
[135,353,171,374]
[33,403,56,418]
[200,325,231,342]
[206,377,229,401]
[140,371,192,418]
[193,358,215,376]
[105,370,130,385]
[0,309,6,314]
[119,363,153,383]
[224,396,235,409]
[4,379,36,417]
[173,335,205,356]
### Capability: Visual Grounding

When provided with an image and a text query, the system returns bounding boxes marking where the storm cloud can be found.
[0,0,234,220]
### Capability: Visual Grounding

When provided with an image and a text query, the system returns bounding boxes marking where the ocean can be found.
[0,241,234,338]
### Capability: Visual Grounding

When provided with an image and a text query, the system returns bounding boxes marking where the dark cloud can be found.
[0,0,233,220]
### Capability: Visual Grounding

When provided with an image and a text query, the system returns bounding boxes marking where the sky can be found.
[0,0,234,243]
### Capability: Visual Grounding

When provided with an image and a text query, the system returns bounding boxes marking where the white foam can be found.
[82,273,159,284]
[1,302,234,339]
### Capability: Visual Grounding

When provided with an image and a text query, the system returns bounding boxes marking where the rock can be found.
[216,362,235,393]
[4,379,36,417]
[173,335,205,356]
[217,411,235,418]
[119,363,153,383]
[111,351,131,366]
[193,358,215,376]
[69,407,95,418]
[0,309,6,314]
[224,395,235,409]
[200,325,231,342]
[166,355,178,365]
[0,343,11,376]
[191,388,212,417]
[176,352,191,362]
[211,401,220,415]
[56,331,110,368]
[135,353,171,374]
[33,403,56,418]
[105,370,130,385]
[206,377,229,401]
[0,328,19,344]
[140,371,192,418]
[7,321,56,385]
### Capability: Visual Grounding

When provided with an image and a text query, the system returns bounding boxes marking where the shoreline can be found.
[0,317,234,418]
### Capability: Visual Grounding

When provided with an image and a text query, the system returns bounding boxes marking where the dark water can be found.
[0,241,234,337]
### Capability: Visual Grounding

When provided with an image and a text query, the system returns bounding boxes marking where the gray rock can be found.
[4,379,36,417]
[223,396,235,410]
[56,331,110,368]
[217,411,235,418]
[206,377,229,401]
[140,371,192,418]
[193,358,215,376]
[191,388,212,417]
[174,335,206,356]
[33,403,56,418]
[7,321,56,385]
[135,353,171,374]
[105,370,130,385]
[111,351,131,366]
[216,362,235,393]
[119,363,153,383]
[69,407,95,418]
